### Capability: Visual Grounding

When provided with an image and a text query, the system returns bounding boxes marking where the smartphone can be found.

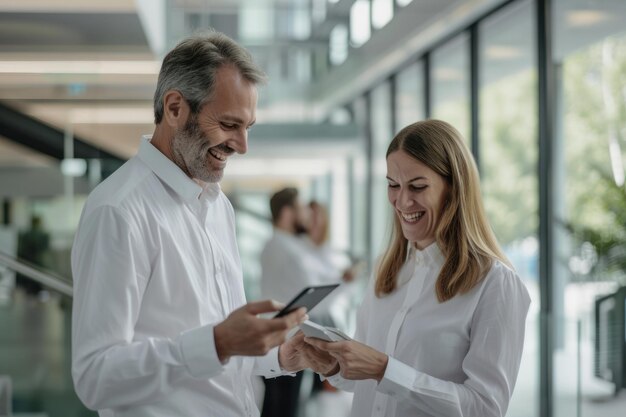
[299,320,352,342]
[273,284,340,318]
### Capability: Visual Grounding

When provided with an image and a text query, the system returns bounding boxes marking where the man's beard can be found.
[294,222,308,235]
[171,114,232,183]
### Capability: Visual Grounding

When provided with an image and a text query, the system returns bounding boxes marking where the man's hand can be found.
[342,260,365,283]
[278,331,308,372]
[279,331,338,375]
[214,300,307,363]
[341,268,355,283]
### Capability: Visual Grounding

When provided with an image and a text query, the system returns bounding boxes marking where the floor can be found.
[0,290,94,417]
[2,289,625,417]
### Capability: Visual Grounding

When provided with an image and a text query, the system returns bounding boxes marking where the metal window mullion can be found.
[424,53,431,118]
[470,23,480,171]
[364,91,374,266]
[537,0,555,416]
[390,73,398,134]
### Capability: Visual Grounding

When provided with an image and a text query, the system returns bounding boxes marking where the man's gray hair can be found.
[153,31,267,124]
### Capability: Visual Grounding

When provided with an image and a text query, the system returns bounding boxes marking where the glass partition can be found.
[369,81,394,261]
[394,61,426,133]
[432,34,471,142]
[553,0,626,415]
[478,2,539,414]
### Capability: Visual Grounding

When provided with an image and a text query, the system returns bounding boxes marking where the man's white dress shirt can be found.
[71,137,283,417]
[328,243,531,417]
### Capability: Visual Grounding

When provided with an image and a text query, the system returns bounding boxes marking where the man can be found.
[71,32,308,417]
[260,188,315,306]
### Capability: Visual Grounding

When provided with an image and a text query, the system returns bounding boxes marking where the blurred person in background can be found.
[303,200,361,395]
[303,200,361,333]
[17,215,50,298]
[306,200,359,285]
[260,187,316,417]
[261,187,313,305]
[301,119,531,417]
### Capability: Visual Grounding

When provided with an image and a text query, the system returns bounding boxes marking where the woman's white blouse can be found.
[328,244,531,417]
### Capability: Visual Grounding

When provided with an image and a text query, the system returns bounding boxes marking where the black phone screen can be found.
[273,284,340,318]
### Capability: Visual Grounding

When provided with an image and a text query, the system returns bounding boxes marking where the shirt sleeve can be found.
[376,268,531,417]
[71,205,225,411]
[252,346,296,378]
[324,274,375,392]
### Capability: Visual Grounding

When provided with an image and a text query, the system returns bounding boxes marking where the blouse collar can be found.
[406,241,445,267]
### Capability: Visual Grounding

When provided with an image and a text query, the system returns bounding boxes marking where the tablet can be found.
[273,284,340,318]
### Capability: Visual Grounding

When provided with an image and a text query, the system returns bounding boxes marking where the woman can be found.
[301,120,530,417]
[306,200,357,283]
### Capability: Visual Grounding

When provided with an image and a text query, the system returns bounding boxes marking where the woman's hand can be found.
[279,331,339,375]
[305,338,389,382]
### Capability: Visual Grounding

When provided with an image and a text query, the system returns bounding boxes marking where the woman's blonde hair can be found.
[309,201,329,245]
[375,119,511,302]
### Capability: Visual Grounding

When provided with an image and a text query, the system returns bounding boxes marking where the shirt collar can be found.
[406,241,445,267]
[137,135,221,204]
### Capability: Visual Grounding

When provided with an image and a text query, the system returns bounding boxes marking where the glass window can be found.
[289,49,311,82]
[478,1,538,416]
[328,107,352,125]
[234,191,273,301]
[372,0,394,30]
[369,81,393,260]
[290,0,311,40]
[329,24,349,66]
[394,61,425,133]
[553,0,626,415]
[350,0,371,48]
[239,2,273,41]
[351,96,369,259]
[431,34,470,142]
[312,0,327,25]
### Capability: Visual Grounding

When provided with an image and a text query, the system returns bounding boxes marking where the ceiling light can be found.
[566,10,610,27]
[0,60,160,75]
[485,45,523,60]
[434,68,463,81]
[69,108,153,124]
[61,158,87,177]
